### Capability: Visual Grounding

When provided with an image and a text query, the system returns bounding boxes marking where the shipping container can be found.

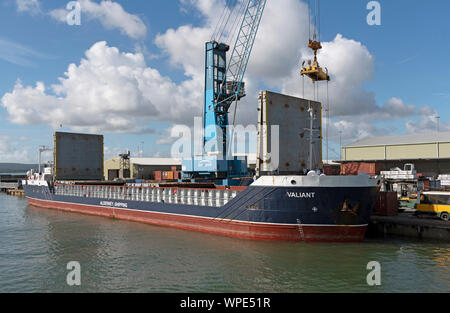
[340,162,382,176]
[257,91,322,175]
[153,171,162,181]
[54,132,104,181]
[323,165,340,175]
[373,192,398,216]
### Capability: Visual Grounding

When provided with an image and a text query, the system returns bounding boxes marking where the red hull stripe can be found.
[26,197,367,242]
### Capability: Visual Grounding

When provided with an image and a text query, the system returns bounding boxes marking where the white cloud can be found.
[155,0,311,125]
[5,0,442,147]
[380,97,416,118]
[278,32,423,143]
[327,119,387,143]
[248,0,310,82]
[16,0,41,14]
[405,105,450,134]
[16,0,146,40]
[281,34,377,118]
[0,135,34,163]
[156,0,413,138]
[104,145,123,160]
[49,0,147,39]
[156,1,406,133]
[1,41,202,133]
[155,25,210,78]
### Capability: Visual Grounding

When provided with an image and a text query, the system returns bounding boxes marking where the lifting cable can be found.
[227,98,239,157]
[308,0,320,41]
[317,0,321,41]
[218,2,238,43]
[308,0,311,40]
[312,0,317,40]
[211,3,228,41]
[302,75,305,98]
[326,80,329,163]
[212,0,238,42]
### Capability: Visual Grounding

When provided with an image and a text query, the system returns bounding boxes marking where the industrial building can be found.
[104,157,182,180]
[103,155,258,181]
[340,132,450,176]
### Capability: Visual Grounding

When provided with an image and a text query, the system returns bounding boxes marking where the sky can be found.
[0,0,449,164]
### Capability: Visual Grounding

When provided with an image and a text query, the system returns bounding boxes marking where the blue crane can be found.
[182,0,267,185]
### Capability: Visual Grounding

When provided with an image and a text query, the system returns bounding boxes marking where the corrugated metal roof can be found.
[323,160,340,165]
[130,158,181,166]
[346,132,450,148]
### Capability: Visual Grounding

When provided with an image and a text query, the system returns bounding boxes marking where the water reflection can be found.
[0,194,448,293]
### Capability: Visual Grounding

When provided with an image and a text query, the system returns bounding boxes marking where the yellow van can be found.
[416,192,450,221]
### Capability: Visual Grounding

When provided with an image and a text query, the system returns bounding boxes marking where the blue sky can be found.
[0,0,449,163]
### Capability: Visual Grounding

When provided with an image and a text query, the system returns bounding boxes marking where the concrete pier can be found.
[368,213,450,241]
[0,182,19,190]
[6,189,25,197]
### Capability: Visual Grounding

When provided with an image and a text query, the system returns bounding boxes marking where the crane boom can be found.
[182,0,267,185]
[219,0,267,108]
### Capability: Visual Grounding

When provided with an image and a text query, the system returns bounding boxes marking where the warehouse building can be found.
[340,132,450,177]
[104,157,182,180]
[104,155,258,180]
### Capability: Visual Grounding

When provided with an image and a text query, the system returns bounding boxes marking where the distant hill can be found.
[0,163,38,173]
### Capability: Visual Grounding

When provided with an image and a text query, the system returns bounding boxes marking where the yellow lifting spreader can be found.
[301,39,330,83]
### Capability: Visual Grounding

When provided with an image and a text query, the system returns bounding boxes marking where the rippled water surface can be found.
[0,193,448,293]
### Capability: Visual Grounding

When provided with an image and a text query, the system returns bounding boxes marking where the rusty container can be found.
[153,171,162,181]
[374,191,398,216]
[341,162,382,176]
[323,165,340,175]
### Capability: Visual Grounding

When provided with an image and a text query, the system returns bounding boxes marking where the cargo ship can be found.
[23,1,381,242]
[23,168,380,242]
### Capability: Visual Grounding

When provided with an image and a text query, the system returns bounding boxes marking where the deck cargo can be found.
[54,132,104,181]
[257,91,322,176]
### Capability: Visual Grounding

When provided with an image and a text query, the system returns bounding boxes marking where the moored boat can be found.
[23,168,380,242]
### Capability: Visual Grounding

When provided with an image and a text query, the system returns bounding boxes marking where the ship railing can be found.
[54,183,245,207]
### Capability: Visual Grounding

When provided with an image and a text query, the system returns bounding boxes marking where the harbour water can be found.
[0,193,448,293]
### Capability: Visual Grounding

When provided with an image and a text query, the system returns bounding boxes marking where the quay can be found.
[6,189,25,197]
[0,181,19,190]
[1,174,25,197]
[368,212,450,241]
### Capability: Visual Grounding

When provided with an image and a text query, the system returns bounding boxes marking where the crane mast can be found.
[182,0,267,185]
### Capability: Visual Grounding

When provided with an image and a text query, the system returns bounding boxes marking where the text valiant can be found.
[286,191,315,199]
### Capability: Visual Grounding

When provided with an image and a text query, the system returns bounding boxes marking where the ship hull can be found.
[23,180,379,242]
